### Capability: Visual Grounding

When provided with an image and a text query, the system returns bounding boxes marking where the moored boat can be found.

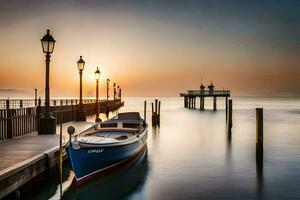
[66,112,148,184]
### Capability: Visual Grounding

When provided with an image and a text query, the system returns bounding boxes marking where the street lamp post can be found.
[117,85,120,99]
[39,29,56,135]
[76,56,86,121]
[106,79,110,101]
[95,67,102,122]
[113,83,116,102]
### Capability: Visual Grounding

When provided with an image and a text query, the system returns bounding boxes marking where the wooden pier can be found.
[0,98,124,141]
[0,121,93,199]
[180,82,230,110]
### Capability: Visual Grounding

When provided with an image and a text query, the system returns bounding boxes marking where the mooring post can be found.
[158,101,161,126]
[256,108,263,161]
[155,99,158,124]
[144,101,147,121]
[225,96,228,121]
[227,99,233,132]
[193,97,196,109]
[213,96,217,111]
[200,97,205,110]
[193,97,195,109]
[151,102,155,125]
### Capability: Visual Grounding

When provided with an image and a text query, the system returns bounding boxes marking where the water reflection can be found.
[26,98,300,200]
[62,146,149,200]
[151,125,160,143]
[256,145,264,199]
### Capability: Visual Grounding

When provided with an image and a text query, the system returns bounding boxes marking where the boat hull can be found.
[66,130,147,183]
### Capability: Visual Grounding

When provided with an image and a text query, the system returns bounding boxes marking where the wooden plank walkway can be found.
[0,121,93,171]
[0,121,94,198]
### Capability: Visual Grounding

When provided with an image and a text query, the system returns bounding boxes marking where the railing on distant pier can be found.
[0,98,124,141]
[180,90,230,96]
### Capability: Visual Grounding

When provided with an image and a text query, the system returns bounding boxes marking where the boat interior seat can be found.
[96,128,139,134]
[115,135,128,140]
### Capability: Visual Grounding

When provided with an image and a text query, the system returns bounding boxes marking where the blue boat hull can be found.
[66,132,147,183]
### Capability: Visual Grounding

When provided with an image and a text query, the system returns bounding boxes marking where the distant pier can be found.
[180,82,230,110]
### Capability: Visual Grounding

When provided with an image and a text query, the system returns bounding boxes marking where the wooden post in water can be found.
[155,99,158,114]
[144,101,147,121]
[200,97,205,110]
[227,99,233,133]
[151,102,155,125]
[158,101,161,126]
[225,97,228,121]
[256,108,263,160]
[213,96,217,111]
[151,99,161,126]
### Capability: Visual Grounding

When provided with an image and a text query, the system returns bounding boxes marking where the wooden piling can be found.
[200,97,205,110]
[256,108,263,160]
[151,100,161,126]
[158,101,161,126]
[227,99,232,132]
[213,96,217,111]
[151,102,155,125]
[144,101,147,121]
[225,97,228,121]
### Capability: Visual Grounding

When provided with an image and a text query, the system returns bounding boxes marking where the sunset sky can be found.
[0,0,299,97]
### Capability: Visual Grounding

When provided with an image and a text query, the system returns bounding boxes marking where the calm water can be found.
[29,97,300,200]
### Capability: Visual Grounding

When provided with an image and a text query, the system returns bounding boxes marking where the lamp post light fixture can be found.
[39,29,56,135]
[95,67,102,122]
[76,56,87,121]
[106,79,110,101]
[113,83,116,101]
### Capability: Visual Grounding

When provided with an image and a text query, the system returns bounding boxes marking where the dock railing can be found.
[180,90,230,96]
[0,98,124,141]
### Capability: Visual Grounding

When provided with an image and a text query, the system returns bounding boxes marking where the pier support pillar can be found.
[200,97,205,110]
[193,97,195,109]
[213,96,217,111]
[256,108,263,161]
